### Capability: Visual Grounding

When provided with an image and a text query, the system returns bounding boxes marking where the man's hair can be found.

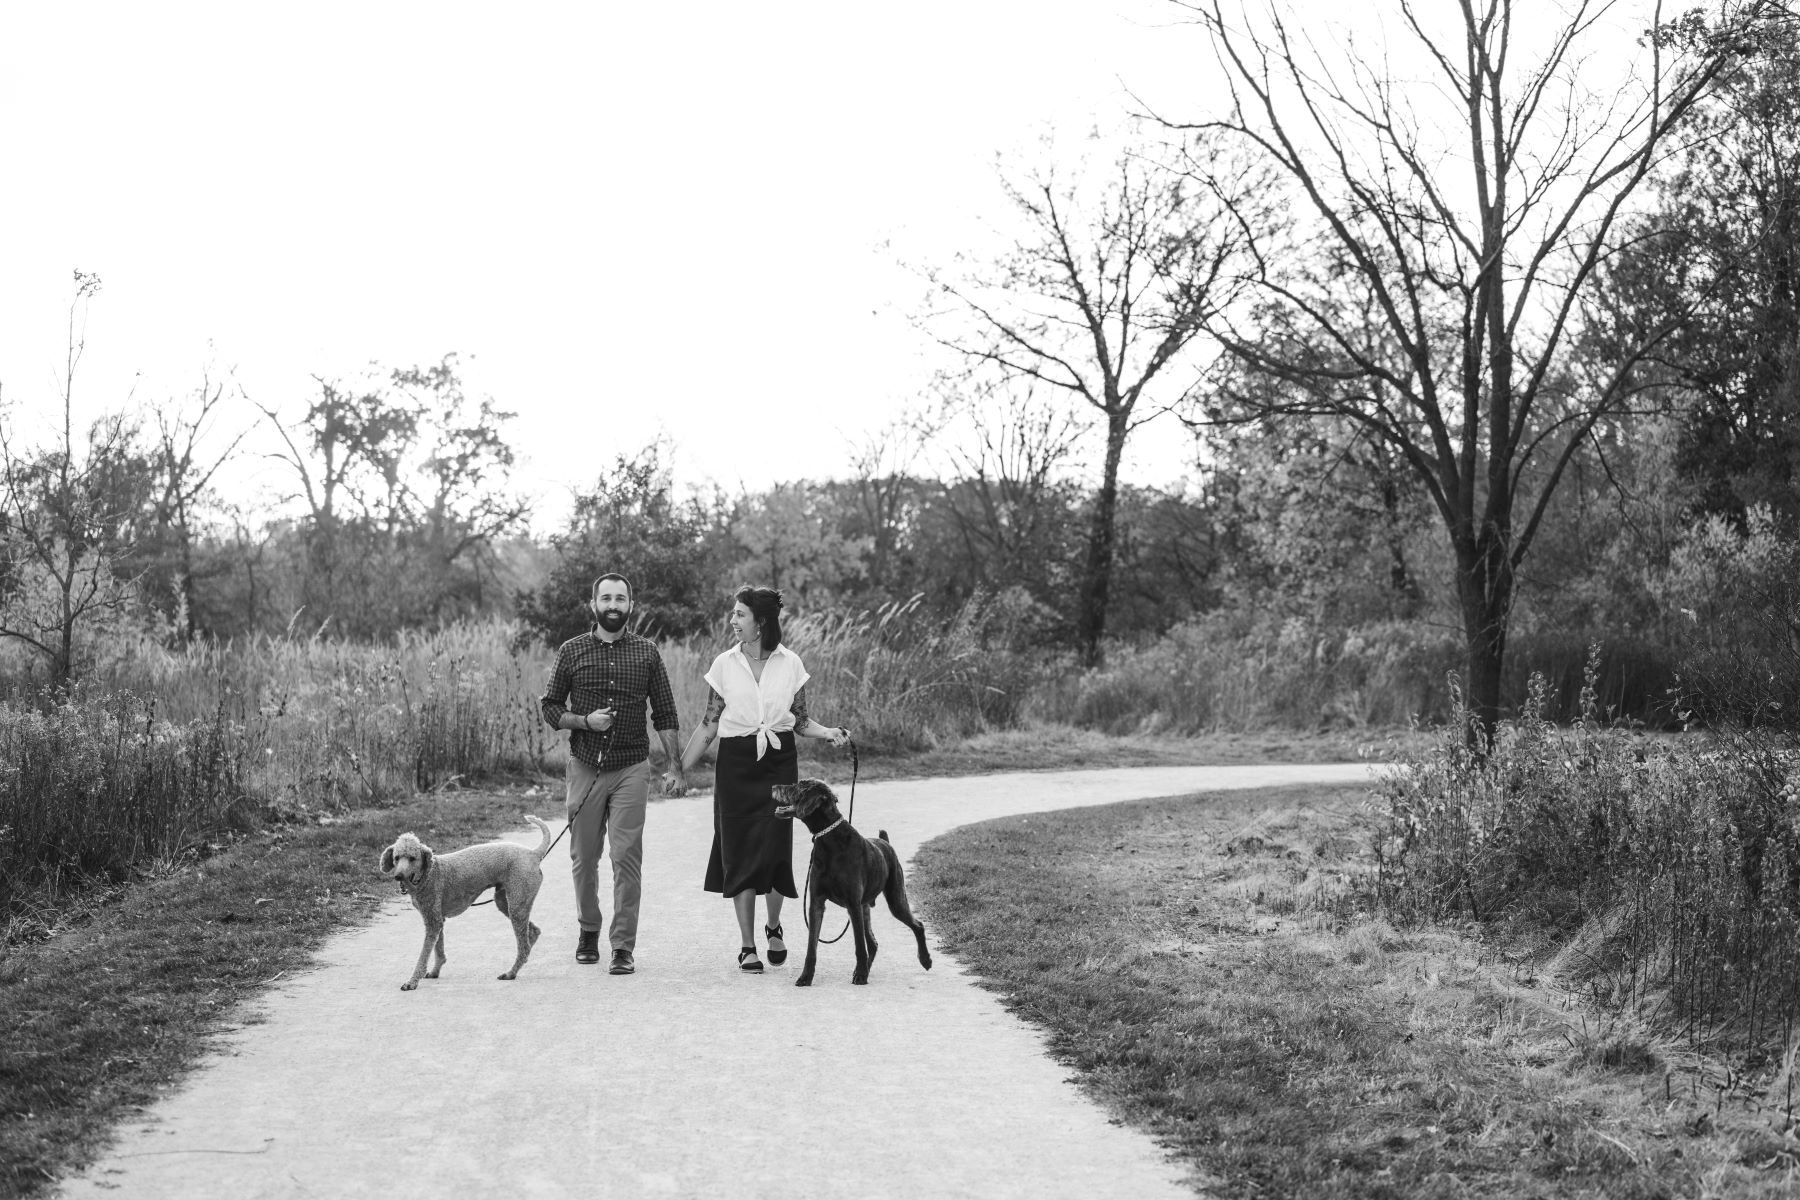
[734,584,783,654]
[592,572,632,604]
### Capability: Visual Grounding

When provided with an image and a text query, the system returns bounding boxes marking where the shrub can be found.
[0,621,559,930]
[0,689,254,915]
[1374,653,1800,1057]
[1026,615,1682,734]
[782,591,1038,751]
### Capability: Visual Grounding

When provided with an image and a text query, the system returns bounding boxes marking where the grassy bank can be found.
[912,785,1800,1197]
[1376,670,1800,1064]
[0,781,544,1199]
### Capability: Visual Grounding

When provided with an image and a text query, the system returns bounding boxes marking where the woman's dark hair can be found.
[734,585,783,654]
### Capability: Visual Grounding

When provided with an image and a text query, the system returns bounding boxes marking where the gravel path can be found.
[58,763,1376,1200]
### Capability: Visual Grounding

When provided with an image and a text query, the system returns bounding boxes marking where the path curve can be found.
[59,763,1378,1200]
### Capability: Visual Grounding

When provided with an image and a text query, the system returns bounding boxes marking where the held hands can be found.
[660,769,686,796]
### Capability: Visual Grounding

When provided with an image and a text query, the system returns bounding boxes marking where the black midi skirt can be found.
[703,731,799,898]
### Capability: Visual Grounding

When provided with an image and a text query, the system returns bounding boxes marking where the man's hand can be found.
[587,706,616,732]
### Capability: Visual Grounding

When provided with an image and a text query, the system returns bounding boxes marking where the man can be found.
[540,572,685,974]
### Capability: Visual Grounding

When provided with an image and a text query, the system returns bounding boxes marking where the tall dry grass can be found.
[0,689,254,909]
[1,597,1047,921]
[94,621,558,806]
[0,621,557,922]
[665,592,1038,753]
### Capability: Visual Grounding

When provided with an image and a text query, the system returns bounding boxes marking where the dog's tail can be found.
[524,814,555,860]
[878,829,890,842]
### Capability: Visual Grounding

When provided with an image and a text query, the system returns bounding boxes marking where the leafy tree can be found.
[1205,375,1432,627]
[842,416,937,600]
[1593,17,1800,522]
[728,482,869,606]
[1104,481,1226,638]
[516,444,723,646]
[257,355,527,636]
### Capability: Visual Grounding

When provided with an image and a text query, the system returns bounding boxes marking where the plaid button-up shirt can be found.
[541,630,679,771]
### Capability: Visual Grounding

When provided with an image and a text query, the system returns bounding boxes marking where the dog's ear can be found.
[379,844,397,874]
[798,779,836,816]
[419,846,434,874]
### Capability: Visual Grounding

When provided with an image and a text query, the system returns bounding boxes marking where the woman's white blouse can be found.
[704,644,811,760]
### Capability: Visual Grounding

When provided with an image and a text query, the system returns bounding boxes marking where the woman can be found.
[680,585,851,972]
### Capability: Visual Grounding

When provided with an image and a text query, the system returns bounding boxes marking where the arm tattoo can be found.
[791,684,810,731]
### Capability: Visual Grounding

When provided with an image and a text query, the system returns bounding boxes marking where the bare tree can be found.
[846,412,937,595]
[151,367,248,638]
[1171,0,1782,738]
[928,133,1267,665]
[939,382,1087,604]
[0,272,134,681]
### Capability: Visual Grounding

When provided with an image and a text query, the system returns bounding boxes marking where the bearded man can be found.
[540,572,684,974]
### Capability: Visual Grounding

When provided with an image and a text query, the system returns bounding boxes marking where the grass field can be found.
[911,785,1800,1198]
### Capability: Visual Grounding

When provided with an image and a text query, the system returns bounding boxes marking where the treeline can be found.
[5,5,1800,742]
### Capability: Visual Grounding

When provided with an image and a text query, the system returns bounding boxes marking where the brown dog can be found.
[772,778,931,986]
[379,815,554,991]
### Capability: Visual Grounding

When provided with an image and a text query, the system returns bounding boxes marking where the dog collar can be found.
[812,817,845,842]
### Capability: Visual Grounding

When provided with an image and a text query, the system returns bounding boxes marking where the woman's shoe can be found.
[764,924,787,965]
[737,946,764,973]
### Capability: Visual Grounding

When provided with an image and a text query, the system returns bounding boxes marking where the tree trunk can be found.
[55,592,74,685]
[1077,416,1129,668]
[1455,536,1513,749]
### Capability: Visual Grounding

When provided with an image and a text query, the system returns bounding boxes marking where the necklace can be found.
[742,644,769,662]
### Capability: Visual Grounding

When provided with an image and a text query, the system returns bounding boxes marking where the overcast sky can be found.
[0,0,1227,525]
[0,1,1671,531]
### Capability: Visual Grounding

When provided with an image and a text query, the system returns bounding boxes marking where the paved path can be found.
[60,763,1376,1200]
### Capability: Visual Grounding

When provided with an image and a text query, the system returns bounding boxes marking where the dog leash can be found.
[801,738,858,946]
[464,713,613,907]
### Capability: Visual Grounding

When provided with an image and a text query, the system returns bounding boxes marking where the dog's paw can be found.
[921,953,933,970]
[794,974,813,987]
[401,980,419,991]
[497,971,516,980]
[852,973,869,985]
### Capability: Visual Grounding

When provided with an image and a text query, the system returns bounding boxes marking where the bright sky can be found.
[0,0,1218,526]
[0,1,1670,530]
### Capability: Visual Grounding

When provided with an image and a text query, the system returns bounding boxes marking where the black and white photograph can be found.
[4,1,1800,1196]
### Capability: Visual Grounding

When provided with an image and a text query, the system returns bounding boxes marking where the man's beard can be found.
[596,608,628,633]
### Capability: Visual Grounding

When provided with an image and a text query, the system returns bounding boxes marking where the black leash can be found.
[462,715,612,907]
[801,738,858,945]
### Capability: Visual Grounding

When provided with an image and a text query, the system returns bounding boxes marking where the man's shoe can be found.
[608,949,635,975]
[576,930,601,965]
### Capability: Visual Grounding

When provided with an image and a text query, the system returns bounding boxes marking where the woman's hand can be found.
[828,726,852,748]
